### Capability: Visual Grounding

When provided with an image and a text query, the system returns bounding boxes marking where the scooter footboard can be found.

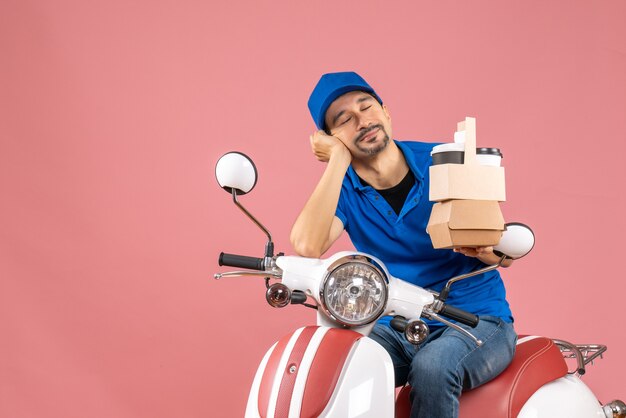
[245,326,395,418]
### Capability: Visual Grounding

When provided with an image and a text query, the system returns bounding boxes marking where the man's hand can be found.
[454,246,513,267]
[453,246,493,258]
[310,130,351,163]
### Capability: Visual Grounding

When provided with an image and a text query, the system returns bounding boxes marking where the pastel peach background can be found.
[1,1,625,417]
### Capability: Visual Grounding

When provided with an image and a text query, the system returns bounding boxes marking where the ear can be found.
[382,104,391,121]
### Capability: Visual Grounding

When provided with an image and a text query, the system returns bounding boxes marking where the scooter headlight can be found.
[320,255,389,326]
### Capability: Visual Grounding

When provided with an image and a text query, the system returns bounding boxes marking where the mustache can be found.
[354,124,384,143]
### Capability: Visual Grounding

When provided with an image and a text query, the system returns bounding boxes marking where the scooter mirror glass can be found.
[494,223,535,260]
[215,152,258,195]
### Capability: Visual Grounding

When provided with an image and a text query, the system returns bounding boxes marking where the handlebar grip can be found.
[219,252,264,270]
[290,290,308,305]
[390,316,409,333]
[439,304,479,328]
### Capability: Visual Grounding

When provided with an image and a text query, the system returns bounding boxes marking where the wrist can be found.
[477,252,510,266]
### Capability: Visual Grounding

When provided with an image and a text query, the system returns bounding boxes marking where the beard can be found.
[353,124,390,156]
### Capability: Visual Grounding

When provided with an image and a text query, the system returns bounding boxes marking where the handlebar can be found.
[219,252,265,270]
[438,304,479,328]
[390,301,479,334]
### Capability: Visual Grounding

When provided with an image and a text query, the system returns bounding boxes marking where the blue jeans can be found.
[370,315,517,418]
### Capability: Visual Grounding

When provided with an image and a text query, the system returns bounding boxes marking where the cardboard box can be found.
[426,200,505,249]
[429,117,506,202]
[430,164,506,201]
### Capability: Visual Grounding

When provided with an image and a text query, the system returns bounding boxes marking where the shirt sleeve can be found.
[335,189,349,230]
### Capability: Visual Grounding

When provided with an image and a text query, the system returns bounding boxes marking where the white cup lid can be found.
[431,143,465,155]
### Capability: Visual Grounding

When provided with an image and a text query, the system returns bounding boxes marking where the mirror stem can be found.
[232,190,274,257]
[439,255,507,302]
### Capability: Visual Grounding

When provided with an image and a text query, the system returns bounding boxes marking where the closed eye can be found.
[361,105,372,111]
[340,116,352,126]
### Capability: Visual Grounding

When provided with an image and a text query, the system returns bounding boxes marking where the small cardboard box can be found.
[429,117,506,202]
[426,200,505,249]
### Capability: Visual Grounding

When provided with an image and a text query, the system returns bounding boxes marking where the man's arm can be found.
[290,131,351,258]
[454,247,514,267]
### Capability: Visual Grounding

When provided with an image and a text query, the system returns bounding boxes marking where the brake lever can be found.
[422,308,483,346]
[213,270,282,280]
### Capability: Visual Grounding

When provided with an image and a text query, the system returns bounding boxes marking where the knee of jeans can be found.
[408,355,459,390]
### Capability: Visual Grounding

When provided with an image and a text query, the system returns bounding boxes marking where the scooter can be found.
[213,151,625,418]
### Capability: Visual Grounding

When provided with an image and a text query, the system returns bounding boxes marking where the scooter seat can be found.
[395,336,568,418]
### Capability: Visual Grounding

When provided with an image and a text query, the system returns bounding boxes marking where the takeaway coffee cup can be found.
[431,144,502,167]
[430,143,465,165]
[476,148,503,167]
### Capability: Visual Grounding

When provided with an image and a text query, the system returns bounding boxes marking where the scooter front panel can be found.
[247,326,369,418]
[245,341,276,418]
[299,328,367,417]
[257,327,303,418]
[318,337,395,418]
[273,326,321,417]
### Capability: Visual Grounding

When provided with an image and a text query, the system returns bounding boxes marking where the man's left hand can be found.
[454,246,512,267]
[453,246,493,258]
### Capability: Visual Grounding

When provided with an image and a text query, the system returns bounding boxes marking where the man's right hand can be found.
[310,130,352,163]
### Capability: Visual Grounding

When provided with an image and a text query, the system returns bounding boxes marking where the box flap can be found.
[446,200,504,231]
[460,117,477,165]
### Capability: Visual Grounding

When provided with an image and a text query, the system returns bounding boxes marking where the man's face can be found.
[324,91,392,158]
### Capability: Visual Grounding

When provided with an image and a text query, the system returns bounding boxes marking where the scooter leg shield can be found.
[245,325,395,418]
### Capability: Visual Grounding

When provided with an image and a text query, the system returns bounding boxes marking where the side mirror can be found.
[215,152,258,195]
[214,151,273,257]
[494,223,535,260]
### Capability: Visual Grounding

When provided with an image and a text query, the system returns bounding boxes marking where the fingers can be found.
[476,246,494,255]
[453,247,478,257]
[310,132,331,162]
[309,130,349,162]
[309,130,352,164]
[328,129,346,145]
[312,128,346,146]
[453,246,494,257]
[454,247,473,256]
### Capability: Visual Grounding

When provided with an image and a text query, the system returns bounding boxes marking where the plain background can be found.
[1,0,625,417]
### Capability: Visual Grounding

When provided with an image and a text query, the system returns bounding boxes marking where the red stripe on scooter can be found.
[300,328,363,418]
[258,331,292,418]
[273,326,319,418]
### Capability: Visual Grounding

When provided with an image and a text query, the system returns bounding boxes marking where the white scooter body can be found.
[519,374,606,417]
[243,254,612,418]
[246,329,608,418]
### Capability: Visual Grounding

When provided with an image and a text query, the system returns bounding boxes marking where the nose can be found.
[356,115,372,131]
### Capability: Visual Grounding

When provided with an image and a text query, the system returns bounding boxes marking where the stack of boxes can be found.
[426,117,506,249]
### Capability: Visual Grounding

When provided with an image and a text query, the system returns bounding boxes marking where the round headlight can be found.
[320,256,388,326]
